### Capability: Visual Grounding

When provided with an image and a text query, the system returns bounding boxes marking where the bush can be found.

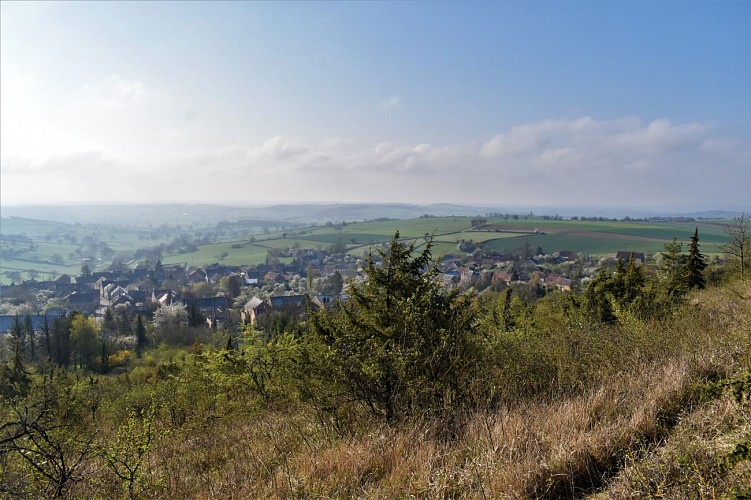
[304,233,483,425]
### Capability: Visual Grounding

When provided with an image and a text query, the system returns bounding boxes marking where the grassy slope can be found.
[3,280,748,498]
[47,283,744,499]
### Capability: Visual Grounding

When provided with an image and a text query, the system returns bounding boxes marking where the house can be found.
[492,270,513,285]
[65,291,99,314]
[153,290,178,306]
[311,294,347,310]
[268,295,309,314]
[544,273,573,290]
[187,268,208,284]
[242,297,267,325]
[615,251,645,264]
[557,250,579,261]
[183,296,230,328]
[460,269,479,287]
[242,294,315,328]
[263,271,285,284]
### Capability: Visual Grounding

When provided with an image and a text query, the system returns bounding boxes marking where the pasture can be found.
[0,214,735,283]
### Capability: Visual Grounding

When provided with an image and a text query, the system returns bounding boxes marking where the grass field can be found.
[1,215,735,283]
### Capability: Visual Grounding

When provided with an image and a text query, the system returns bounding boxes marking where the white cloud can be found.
[82,75,147,108]
[323,137,353,149]
[2,117,748,208]
[2,150,119,174]
[252,136,309,161]
[478,117,714,183]
[380,95,401,110]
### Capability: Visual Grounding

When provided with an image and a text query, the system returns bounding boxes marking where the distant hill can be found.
[1,203,745,227]
[684,210,746,219]
[0,203,494,226]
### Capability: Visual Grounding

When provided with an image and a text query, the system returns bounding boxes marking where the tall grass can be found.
[5,283,749,498]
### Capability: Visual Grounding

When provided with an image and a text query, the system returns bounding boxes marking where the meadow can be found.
[1,214,735,283]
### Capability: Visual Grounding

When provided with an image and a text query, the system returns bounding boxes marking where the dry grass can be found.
[49,282,751,498]
[597,385,751,498]
[84,356,717,499]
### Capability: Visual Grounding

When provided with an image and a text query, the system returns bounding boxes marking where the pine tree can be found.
[51,314,70,367]
[308,232,479,424]
[101,341,109,374]
[660,237,688,298]
[0,340,31,399]
[624,253,646,303]
[43,316,52,360]
[10,315,23,352]
[134,315,148,358]
[23,315,35,360]
[686,227,707,289]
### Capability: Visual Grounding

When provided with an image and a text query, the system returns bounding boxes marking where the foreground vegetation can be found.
[1,233,750,498]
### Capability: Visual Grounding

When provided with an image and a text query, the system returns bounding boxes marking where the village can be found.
[0,235,650,337]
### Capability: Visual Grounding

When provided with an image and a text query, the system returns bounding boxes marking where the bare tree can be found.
[721,214,750,281]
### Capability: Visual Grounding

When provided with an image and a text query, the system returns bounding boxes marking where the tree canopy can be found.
[307,232,480,424]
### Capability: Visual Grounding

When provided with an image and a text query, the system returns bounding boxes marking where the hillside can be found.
[1,233,749,497]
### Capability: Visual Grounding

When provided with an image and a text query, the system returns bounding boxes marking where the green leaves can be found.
[306,233,480,425]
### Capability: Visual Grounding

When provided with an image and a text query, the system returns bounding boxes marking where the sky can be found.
[1,1,750,211]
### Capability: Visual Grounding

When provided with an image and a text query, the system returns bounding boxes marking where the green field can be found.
[1,215,735,283]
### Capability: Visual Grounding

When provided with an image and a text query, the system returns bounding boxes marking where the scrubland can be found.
[2,242,749,498]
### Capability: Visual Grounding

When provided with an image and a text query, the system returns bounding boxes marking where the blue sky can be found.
[1,1,749,210]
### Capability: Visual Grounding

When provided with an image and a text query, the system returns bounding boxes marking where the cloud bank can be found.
[2,116,749,209]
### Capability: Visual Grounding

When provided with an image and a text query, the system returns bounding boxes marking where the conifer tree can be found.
[43,316,52,360]
[624,253,646,303]
[134,315,147,358]
[308,232,479,424]
[686,227,707,289]
[660,237,688,298]
[0,340,31,400]
[23,315,34,360]
[10,315,23,352]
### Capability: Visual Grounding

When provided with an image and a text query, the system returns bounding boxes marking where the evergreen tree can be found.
[103,308,116,332]
[43,316,52,360]
[101,341,109,374]
[187,301,204,328]
[134,315,148,358]
[306,263,315,291]
[51,314,71,368]
[583,255,649,323]
[686,227,707,289]
[307,232,479,424]
[660,237,688,298]
[624,254,646,303]
[0,340,31,400]
[23,315,35,360]
[115,309,132,337]
[584,270,617,323]
[10,315,23,352]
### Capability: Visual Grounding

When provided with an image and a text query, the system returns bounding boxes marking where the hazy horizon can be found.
[2,2,750,210]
